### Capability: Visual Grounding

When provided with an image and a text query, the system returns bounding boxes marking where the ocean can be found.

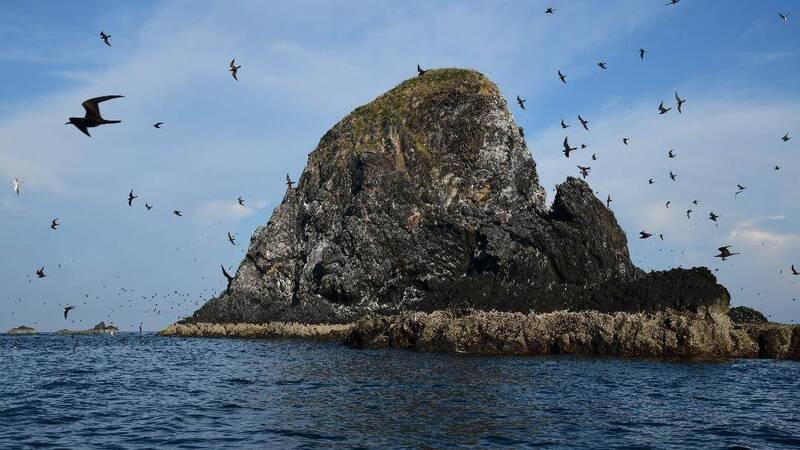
[2,333,799,449]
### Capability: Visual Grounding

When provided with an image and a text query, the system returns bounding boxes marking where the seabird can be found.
[221,265,236,292]
[791,264,799,275]
[227,232,236,246]
[782,132,791,142]
[12,178,22,195]
[558,70,567,84]
[577,165,591,179]
[668,149,676,158]
[658,101,671,114]
[417,64,427,76]
[237,196,245,206]
[779,12,790,22]
[173,210,182,217]
[100,32,111,46]
[562,137,577,158]
[735,184,746,196]
[666,0,680,6]
[592,153,598,160]
[692,200,699,205]
[561,119,569,129]
[145,203,152,211]
[669,171,677,181]
[36,267,46,278]
[639,231,653,239]
[709,211,720,222]
[286,174,295,188]
[597,62,607,69]
[666,201,671,209]
[67,96,123,137]
[578,115,589,131]
[675,92,686,113]
[639,48,646,60]
[229,59,241,81]
[775,165,781,171]
[153,122,164,128]
[64,306,76,319]
[648,178,654,184]
[516,95,526,110]
[715,246,739,261]
[128,190,137,206]
[606,195,612,208]
[50,218,59,230]
[545,7,555,14]
[686,209,692,219]
[623,138,630,146]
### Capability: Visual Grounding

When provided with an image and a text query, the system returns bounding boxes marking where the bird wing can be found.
[230,58,236,68]
[82,95,123,120]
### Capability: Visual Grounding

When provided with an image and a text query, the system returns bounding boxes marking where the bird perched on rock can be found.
[658,102,671,114]
[12,178,22,195]
[715,246,739,261]
[153,122,164,128]
[578,115,589,131]
[516,95,526,110]
[227,232,236,246]
[577,166,591,179]
[639,48,646,60]
[561,119,569,129]
[597,61,607,70]
[173,210,182,217]
[64,306,76,319]
[562,137,577,158]
[100,31,111,46]
[668,149,676,158]
[639,231,653,239]
[675,92,686,113]
[221,265,236,292]
[709,211,720,222]
[237,196,245,206]
[417,64,427,76]
[50,218,59,230]
[735,184,746,196]
[782,132,791,142]
[36,267,46,278]
[558,70,567,84]
[67,96,123,137]
[229,59,241,81]
[128,190,137,207]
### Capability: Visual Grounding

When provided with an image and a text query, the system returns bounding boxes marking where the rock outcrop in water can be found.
[186,68,729,325]
[56,322,119,335]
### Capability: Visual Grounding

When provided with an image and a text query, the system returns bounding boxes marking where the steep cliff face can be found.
[188,68,729,324]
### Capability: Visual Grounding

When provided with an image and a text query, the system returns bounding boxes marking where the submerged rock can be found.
[186,68,729,325]
[7,326,36,335]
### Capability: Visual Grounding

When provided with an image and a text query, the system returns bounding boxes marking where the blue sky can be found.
[1,0,798,331]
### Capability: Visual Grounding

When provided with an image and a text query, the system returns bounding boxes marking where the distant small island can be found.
[7,325,36,335]
[56,321,119,335]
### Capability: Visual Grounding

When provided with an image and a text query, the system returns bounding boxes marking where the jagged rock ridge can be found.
[188,68,729,324]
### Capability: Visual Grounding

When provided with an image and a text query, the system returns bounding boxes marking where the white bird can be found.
[12,178,22,195]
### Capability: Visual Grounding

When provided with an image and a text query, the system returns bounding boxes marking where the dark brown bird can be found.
[782,132,791,142]
[578,115,589,131]
[36,267,46,278]
[516,95,526,110]
[597,61,607,69]
[545,7,555,14]
[237,196,245,206]
[153,122,164,128]
[67,96,123,137]
[669,171,677,181]
[128,190,137,207]
[639,48,646,60]
[639,231,653,239]
[791,265,799,275]
[221,265,236,292]
[735,184,746,196]
[686,209,692,219]
[715,246,739,261]
[227,232,236,246]
[417,64,427,76]
[100,32,111,46]
[658,102,671,114]
[709,211,720,222]
[668,149,676,158]
[623,138,630,146]
[606,195,612,208]
[229,59,241,81]
[64,305,76,319]
[145,203,152,211]
[173,210,182,217]
[286,174,295,188]
[562,137,577,158]
[558,70,567,84]
[675,92,686,113]
[50,218,59,230]
[577,165,591,179]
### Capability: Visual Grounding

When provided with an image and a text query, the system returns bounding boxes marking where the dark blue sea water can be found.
[1,334,799,449]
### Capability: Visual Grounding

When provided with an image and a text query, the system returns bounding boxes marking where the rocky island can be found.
[7,326,36,335]
[163,68,798,359]
[57,322,119,335]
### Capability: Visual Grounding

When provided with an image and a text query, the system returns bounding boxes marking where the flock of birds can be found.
[7,5,799,330]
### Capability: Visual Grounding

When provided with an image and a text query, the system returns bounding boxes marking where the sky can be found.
[1,0,798,332]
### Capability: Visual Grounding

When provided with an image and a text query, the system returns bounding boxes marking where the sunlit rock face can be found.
[187,69,729,324]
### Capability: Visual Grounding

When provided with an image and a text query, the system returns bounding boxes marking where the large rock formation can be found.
[188,68,729,325]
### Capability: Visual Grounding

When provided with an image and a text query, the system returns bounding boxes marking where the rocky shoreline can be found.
[161,308,799,360]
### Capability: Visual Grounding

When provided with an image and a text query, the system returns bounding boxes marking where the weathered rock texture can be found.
[345,309,799,360]
[187,68,729,325]
[729,306,768,324]
[159,322,350,341]
[7,326,36,335]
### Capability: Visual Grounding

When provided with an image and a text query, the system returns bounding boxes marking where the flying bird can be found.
[648,178,654,185]
[735,184,746,196]
[782,133,791,142]
[606,195,612,208]
[36,267,46,278]
[516,95,526,110]
[658,102,671,114]
[791,265,798,275]
[692,200,699,205]
[668,149,676,158]
[577,165,591,179]
[145,203,152,211]
[50,218,59,230]
[100,32,111,46]
[221,265,236,292]
[173,210,182,217]
[562,137,577,158]
[545,7,555,14]
[229,59,241,81]
[561,119,569,129]
[153,122,164,128]
[686,209,692,219]
[12,178,22,195]
[128,190,137,207]
[666,0,680,5]
[669,171,677,181]
[639,231,653,239]
[237,196,245,206]
[675,92,686,113]
[639,48,646,60]
[597,61,607,70]
[227,232,236,246]
[578,115,589,131]
[286,174,295,188]
[715,246,739,261]
[592,153,598,161]
[64,306,76,319]
[709,211,720,222]
[774,165,781,171]
[417,64,427,76]
[666,201,671,209]
[623,138,630,146]
[557,70,567,84]
[779,12,790,22]
[67,95,123,137]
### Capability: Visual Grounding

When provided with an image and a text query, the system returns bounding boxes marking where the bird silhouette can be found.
[648,178,654,185]
[545,7,555,14]
[666,0,680,5]
[229,59,242,81]
[639,231,653,239]
[516,95,526,110]
[658,102,671,114]
[791,265,799,275]
[64,306,76,319]
[623,138,630,146]
[50,218,59,230]
[145,203,152,211]
[715,246,739,261]
[153,122,164,128]
[578,115,589,131]
[735,184,746,196]
[782,132,791,142]
[561,119,569,129]
[128,190,137,207]
[100,32,111,46]
[606,195,612,208]
[221,265,236,292]
[592,153,598,160]
[686,209,692,219]
[227,232,236,246]
[675,92,686,113]
[558,70,567,84]
[666,201,671,209]
[597,61,607,69]
[237,196,245,206]
[668,149,676,158]
[417,64,427,76]
[577,165,591,179]
[779,12,790,22]
[709,211,720,222]
[12,178,22,195]
[639,48,646,60]
[67,96,123,137]
[36,267,46,278]
[286,174,295,188]
[173,210,182,217]
[669,171,677,181]
[562,137,577,158]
